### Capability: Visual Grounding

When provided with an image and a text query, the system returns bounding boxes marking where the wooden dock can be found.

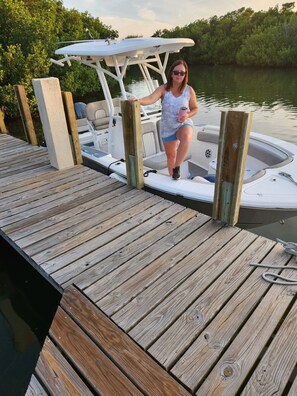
[1,133,297,395]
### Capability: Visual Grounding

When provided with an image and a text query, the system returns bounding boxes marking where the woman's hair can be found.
[165,59,188,93]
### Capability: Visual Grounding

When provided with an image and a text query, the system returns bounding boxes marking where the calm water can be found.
[0,237,61,395]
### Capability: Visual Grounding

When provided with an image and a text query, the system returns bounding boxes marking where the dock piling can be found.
[121,100,144,189]
[14,84,38,145]
[62,91,83,165]
[212,110,253,226]
[32,77,74,170]
[0,108,8,134]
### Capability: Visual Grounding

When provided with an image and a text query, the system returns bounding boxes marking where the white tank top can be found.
[160,85,192,139]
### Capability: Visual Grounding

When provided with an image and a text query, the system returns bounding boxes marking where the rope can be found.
[250,239,297,285]
[250,263,297,285]
[276,238,297,256]
[143,170,157,177]
[279,171,297,186]
[107,158,125,175]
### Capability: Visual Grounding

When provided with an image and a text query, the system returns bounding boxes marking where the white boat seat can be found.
[142,120,191,170]
[197,130,289,166]
[76,117,89,133]
[143,152,168,170]
[142,121,162,157]
[86,98,121,130]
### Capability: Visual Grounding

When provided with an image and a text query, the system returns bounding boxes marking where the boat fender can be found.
[203,174,216,183]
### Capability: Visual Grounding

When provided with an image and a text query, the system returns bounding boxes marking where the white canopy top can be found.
[55,37,194,59]
[52,37,195,113]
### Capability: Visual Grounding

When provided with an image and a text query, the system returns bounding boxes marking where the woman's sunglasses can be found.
[173,70,186,76]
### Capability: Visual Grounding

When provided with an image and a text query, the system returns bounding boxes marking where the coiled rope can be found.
[250,238,297,285]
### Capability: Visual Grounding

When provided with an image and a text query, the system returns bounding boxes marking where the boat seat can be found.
[142,121,167,170]
[76,118,89,133]
[142,120,191,170]
[86,98,121,130]
[197,129,289,166]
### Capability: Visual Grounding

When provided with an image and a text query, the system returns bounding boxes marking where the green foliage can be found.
[0,0,118,117]
[0,0,297,119]
[158,2,297,67]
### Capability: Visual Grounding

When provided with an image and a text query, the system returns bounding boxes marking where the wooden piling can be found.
[14,85,38,145]
[62,91,83,165]
[0,108,8,134]
[212,110,253,226]
[121,100,144,189]
[32,77,74,170]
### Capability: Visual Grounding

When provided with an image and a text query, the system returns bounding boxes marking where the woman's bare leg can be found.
[163,140,178,176]
[175,126,193,167]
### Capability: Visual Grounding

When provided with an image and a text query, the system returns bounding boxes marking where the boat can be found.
[51,37,297,228]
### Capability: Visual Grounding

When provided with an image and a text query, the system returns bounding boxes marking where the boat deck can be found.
[1,134,296,395]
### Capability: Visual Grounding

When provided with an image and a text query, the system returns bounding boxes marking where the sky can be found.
[62,1,295,38]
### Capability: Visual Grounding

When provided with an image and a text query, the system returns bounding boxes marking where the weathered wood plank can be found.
[99,213,211,316]
[112,221,229,333]
[25,375,48,396]
[0,165,87,199]
[35,337,94,395]
[0,171,103,220]
[170,239,281,391]
[50,306,142,395]
[12,185,131,245]
[56,199,174,287]
[0,155,50,177]
[192,255,297,395]
[130,231,272,353]
[0,150,47,168]
[61,286,190,395]
[85,207,197,302]
[240,295,297,396]
[0,145,45,163]
[0,137,28,149]
[0,165,54,188]
[148,230,260,369]
[287,374,297,396]
[0,168,97,211]
[3,178,120,234]
[0,176,118,229]
[31,190,154,263]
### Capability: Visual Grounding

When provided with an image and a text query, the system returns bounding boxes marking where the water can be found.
[0,237,61,395]
[189,65,297,145]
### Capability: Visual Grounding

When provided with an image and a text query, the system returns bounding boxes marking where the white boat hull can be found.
[80,123,297,228]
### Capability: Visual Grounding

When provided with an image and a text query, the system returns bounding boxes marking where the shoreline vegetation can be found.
[0,1,297,119]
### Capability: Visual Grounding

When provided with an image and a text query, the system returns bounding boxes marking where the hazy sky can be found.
[62,1,294,38]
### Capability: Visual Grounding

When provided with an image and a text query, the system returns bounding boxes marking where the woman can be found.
[133,60,198,180]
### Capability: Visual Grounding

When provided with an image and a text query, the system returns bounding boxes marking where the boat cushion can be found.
[143,152,168,170]
[198,129,289,166]
[142,121,161,157]
[86,98,121,131]
[142,120,191,170]
[93,117,110,129]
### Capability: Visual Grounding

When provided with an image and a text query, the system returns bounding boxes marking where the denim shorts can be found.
[161,122,194,142]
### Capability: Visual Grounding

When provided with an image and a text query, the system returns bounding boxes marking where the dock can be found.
[1,133,296,395]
